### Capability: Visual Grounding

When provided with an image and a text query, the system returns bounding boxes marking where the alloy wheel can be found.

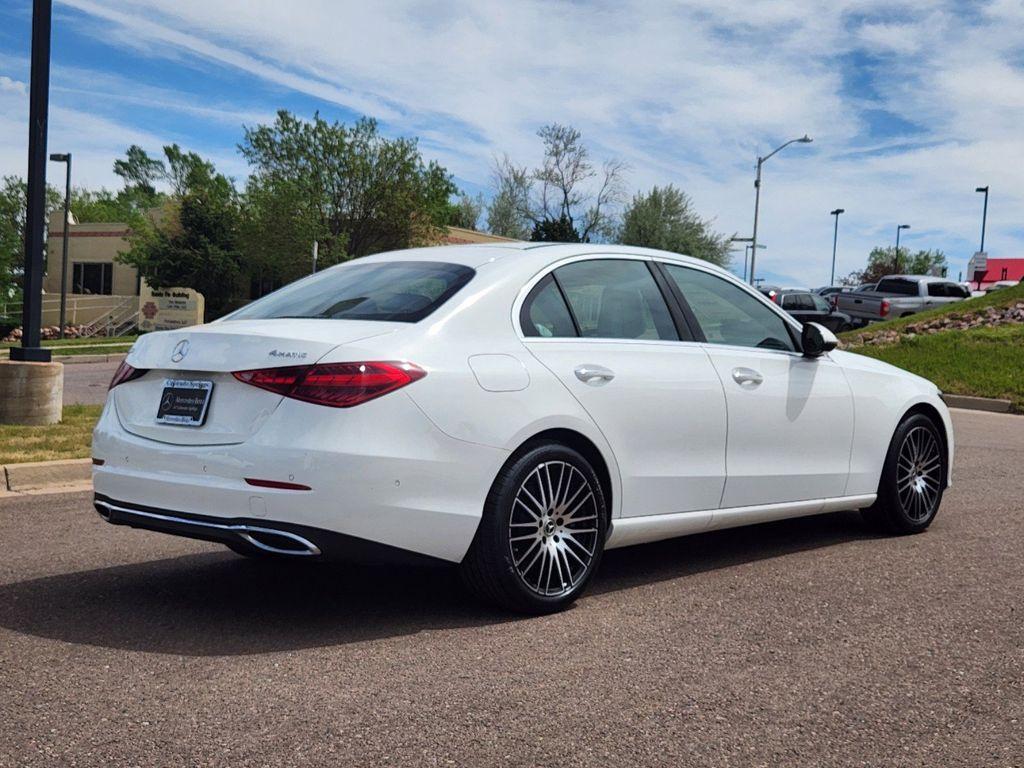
[508,461,600,597]
[896,425,942,522]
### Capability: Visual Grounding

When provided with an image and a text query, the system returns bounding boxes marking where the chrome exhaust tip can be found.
[236,527,321,557]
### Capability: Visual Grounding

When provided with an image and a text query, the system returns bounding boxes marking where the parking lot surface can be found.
[0,409,1021,766]
[62,359,122,406]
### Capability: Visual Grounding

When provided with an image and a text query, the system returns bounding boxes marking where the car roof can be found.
[353,241,739,277]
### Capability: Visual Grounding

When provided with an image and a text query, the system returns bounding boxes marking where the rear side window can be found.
[521,275,577,337]
[226,261,475,323]
[553,260,679,341]
[664,265,796,352]
[876,278,918,296]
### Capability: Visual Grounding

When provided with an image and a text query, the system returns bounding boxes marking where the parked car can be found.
[985,280,1020,293]
[814,286,848,298]
[93,245,953,613]
[761,288,853,332]
[836,275,970,324]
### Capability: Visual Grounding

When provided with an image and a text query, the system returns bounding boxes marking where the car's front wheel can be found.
[460,443,608,614]
[862,413,946,534]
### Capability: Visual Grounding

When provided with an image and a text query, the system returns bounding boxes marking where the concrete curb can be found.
[3,458,92,492]
[53,352,128,364]
[942,394,1014,413]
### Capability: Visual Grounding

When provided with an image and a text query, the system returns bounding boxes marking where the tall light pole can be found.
[975,186,989,254]
[11,0,52,362]
[743,243,766,282]
[49,152,71,339]
[894,224,910,274]
[829,208,844,286]
[749,134,813,285]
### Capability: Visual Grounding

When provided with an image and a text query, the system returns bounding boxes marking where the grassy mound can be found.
[841,282,1024,413]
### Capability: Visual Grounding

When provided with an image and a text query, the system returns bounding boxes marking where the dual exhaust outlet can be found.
[94,499,321,557]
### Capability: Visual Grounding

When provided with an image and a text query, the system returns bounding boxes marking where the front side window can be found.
[927,282,948,297]
[811,294,832,312]
[226,261,475,323]
[782,293,815,311]
[553,259,679,341]
[663,265,796,352]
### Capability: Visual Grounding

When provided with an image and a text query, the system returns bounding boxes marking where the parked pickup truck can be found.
[836,275,971,324]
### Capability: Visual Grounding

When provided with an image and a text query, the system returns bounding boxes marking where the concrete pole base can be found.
[0,360,64,425]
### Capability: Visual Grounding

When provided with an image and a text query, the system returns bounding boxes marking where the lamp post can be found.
[49,152,70,339]
[743,244,766,282]
[975,186,989,254]
[749,134,813,285]
[894,224,910,274]
[11,0,52,363]
[829,208,844,286]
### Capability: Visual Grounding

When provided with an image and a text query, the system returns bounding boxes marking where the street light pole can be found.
[829,208,844,286]
[975,186,989,253]
[49,152,71,339]
[894,224,910,274]
[748,134,813,285]
[11,0,52,363]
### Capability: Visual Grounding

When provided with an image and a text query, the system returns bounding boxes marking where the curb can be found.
[942,394,1014,414]
[3,458,92,492]
[54,353,128,365]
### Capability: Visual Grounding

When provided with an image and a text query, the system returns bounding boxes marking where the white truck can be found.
[836,275,971,324]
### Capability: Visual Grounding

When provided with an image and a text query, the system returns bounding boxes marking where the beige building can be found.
[44,211,139,298]
[39,215,517,328]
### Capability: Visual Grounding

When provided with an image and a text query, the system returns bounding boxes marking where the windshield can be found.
[226,261,475,323]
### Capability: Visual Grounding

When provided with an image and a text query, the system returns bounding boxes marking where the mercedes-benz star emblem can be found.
[171,339,190,363]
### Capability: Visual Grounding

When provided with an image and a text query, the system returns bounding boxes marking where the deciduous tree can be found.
[618,185,732,267]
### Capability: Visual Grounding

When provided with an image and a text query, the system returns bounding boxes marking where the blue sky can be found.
[2,0,1023,287]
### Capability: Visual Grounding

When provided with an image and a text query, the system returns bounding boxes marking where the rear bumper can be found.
[94,494,444,565]
[91,392,510,563]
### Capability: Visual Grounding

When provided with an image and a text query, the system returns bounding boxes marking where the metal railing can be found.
[79,296,139,338]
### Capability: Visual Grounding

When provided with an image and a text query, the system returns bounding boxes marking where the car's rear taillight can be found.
[233,361,426,408]
[880,299,891,317]
[109,360,147,389]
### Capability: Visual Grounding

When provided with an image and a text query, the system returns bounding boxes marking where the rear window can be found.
[876,278,919,296]
[226,261,475,323]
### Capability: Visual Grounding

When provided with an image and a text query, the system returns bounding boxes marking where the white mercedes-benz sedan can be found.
[93,243,953,613]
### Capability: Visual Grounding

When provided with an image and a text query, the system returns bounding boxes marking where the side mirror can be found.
[801,322,838,358]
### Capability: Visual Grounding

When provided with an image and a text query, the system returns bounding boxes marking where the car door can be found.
[520,256,727,518]
[660,263,855,508]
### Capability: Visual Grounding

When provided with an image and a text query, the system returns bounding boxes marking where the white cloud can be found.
[0,75,26,95]
[1,0,1018,281]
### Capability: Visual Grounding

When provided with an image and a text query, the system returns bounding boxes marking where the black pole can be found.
[51,153,71,339]
[11,0,52,363]
[829,208,844,286]
[977,186,989,253]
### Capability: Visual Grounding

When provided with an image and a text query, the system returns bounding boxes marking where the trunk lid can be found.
[113,319,400,446]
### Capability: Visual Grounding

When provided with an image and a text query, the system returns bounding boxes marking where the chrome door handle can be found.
[732,367,764,387]
[574,364,615,384]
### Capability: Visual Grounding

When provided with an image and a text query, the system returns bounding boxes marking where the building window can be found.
[72,263,113,295]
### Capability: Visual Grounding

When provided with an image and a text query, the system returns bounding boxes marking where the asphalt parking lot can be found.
[1,408,1021,767]
[62,359,122,406]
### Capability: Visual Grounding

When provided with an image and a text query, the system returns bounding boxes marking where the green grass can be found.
[0,334,137,350]
[839,281,1024,339]
[0,404,102,464]
[851,325,1024,412]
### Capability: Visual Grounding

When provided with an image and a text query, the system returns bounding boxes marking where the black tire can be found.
[861,413,946,534]
[460,442,608,614]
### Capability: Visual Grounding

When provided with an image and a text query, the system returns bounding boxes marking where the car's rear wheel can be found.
[460,443,608,614]
[862,413,946,534]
